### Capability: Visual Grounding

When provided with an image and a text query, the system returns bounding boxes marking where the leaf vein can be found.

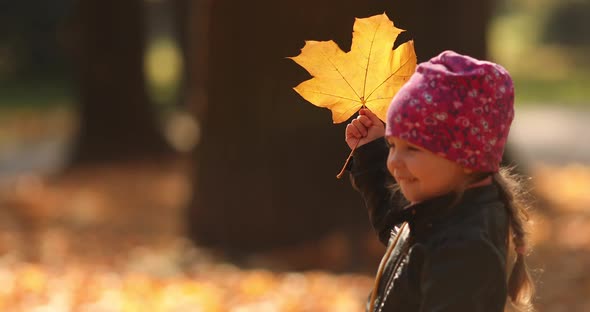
[364,55,413,102]
[302,90,362,103]
[320,49,362,102]
[362,18,385,104]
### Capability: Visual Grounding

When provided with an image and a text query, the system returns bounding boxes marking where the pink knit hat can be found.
[385,50,514,172]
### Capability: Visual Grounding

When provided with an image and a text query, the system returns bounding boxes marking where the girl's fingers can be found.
[346,123,361,139]
[359,108,370,116]
[351,119,368,136]
[360,108,383,125]
[357,115,373,128]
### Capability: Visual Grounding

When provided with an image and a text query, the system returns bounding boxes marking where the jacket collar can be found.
[385,183,501,240]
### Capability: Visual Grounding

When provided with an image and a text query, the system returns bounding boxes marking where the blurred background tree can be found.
[1,0,588,257]
[490,0,590,104]
[67,0,175,165]
[0,0,588,252]
[543,1,590,47]
[0,2,69,80]
[183,0,495,258]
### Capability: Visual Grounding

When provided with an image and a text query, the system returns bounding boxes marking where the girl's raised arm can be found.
[346,109,407,245]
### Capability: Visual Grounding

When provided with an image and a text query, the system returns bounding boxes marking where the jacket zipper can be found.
[376,241,411,312]
[368,223,410,312]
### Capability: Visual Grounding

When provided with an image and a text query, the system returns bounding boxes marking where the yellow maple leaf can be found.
[289,13,417,124]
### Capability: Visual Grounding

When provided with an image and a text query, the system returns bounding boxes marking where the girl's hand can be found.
[345,108,385,149]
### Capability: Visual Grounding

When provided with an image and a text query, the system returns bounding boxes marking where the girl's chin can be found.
[400,190,420,203]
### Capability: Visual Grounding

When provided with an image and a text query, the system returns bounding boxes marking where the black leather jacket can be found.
[349,138,510,312]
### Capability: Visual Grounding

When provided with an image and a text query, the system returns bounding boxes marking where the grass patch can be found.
[515,76,590,106]
[490,10,590,106]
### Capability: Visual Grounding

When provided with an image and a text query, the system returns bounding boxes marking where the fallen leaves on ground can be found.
[0,252,372,312]
[526,163,590,312]
[0,161,589,311]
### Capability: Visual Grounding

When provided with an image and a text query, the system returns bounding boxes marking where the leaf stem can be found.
[336,138,361,179]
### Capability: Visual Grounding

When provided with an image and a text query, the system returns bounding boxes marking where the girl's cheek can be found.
[407,152,426,169]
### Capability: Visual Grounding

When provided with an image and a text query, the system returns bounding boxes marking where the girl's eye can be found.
[408,145,420,152]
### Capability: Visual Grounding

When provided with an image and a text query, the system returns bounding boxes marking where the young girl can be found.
[345,51,535,312]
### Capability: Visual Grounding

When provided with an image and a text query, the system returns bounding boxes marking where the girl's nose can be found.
[387,149,404,171]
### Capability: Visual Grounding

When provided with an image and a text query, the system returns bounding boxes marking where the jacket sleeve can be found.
[419,238,507,312]
[348,138,406,245]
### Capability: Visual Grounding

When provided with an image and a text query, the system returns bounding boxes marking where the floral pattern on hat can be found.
[385,50,514,172]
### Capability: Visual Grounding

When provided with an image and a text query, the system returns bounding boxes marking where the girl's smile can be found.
[394,175,417,183]
[386,136,472,203]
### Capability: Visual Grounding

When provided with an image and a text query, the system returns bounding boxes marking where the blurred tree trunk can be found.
[68,0,174,165]
[184,0,495,255]
[389,0,493,61]
[172,0,209,117]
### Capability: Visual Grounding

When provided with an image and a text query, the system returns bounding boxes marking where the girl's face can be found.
[386,136,471,204]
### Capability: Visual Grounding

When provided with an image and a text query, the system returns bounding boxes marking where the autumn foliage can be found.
[290,13,417,124]
[0,160,590,311]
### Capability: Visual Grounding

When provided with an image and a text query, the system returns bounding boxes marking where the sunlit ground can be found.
[0,110,588,311]
[0,159,374,312]
[2,156,590,311]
